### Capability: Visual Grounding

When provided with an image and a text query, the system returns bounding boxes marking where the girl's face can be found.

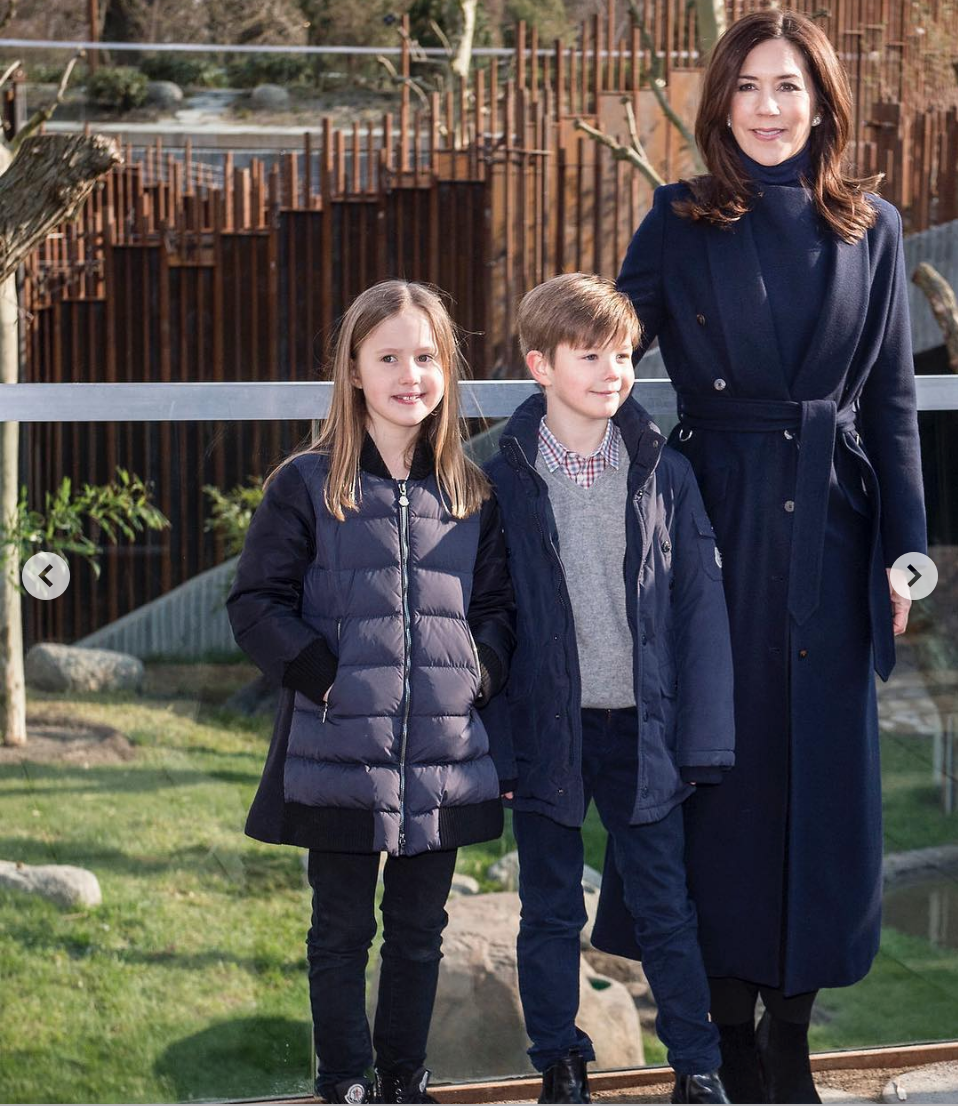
[351,308,446,436]
[729,37,817,166]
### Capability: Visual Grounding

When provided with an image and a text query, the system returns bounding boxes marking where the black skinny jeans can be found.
[306,846,457,1097]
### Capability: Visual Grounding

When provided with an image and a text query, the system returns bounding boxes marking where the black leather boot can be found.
[538,1050,592,1103]
[717,1020,767,1103]
[671,1071,731,1103]
[755,1011,821,1104]
[372,1064,437,1103]
[321,1076,373,1103]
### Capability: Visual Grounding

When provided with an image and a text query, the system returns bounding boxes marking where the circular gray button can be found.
[22,551,70,600]
[713,378,727,391]
[890,552,938,601]
[784,500,795,512]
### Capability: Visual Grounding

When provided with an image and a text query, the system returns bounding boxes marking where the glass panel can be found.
[1,403,956,1104]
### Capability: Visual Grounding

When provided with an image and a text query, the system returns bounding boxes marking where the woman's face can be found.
[729,37,817,166]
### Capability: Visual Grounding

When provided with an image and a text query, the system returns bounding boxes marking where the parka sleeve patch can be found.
[692,509,724,581]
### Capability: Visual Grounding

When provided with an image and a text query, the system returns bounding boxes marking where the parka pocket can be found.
[692,509,724,582]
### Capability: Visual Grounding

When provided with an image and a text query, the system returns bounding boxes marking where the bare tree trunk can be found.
[695,0,727,56]
[0,140,25,746]
[452,0,478,80]
[913,262,958,373]
[0,134,122,284]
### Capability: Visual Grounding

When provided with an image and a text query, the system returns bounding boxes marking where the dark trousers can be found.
[512,706,721,1076]
[306,846,457,1098]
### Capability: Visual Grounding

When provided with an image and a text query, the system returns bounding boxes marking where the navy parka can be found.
[617,176,927,993]
[481,392,735,950]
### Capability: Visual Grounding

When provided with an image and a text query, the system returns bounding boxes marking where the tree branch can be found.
[0,133,123,283]
[0,1,16,36]
[12,51,86,151]
[574,117,665,188]
[913,262,958,372]
[626,0,705,174]
[0,58,21,91]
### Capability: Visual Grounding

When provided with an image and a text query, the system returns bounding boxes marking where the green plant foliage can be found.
[139,54,228,89]
[86,66,150,111]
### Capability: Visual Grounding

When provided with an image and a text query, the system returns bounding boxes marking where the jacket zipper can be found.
[511,443,582,767]
[397,480,413,854]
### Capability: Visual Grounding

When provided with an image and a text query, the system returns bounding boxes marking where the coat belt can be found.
[676,392,863,627]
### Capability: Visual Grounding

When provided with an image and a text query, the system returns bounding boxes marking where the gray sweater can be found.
[536,442,635,709]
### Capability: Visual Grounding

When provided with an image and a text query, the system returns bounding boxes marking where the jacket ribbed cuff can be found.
[282,637,339,702]
[475,641,505,706]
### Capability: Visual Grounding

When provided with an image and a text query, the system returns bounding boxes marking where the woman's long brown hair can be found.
[674,9,882,242]
[263,280,489,520]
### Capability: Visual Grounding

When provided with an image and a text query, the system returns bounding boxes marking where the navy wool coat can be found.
[617,181,927,994]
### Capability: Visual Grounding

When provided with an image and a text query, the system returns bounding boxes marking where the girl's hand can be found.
[502,791,513,800]
[887,567,912,636]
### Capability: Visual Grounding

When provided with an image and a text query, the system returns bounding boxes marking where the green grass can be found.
[1,674,956,1102]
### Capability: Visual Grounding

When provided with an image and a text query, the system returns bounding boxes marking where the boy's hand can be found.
[886,567,912,635]
[502,791,514,799]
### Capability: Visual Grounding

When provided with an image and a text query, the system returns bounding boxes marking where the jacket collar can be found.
[359,431,434,480]
[498,390,666,474]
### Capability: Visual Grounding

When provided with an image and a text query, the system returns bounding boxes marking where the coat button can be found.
[696,313,706,326]
[713,378,727,391]
[557,788,565,795]
[784,429,794,440]
[799,648,809,659]
[784,500,795,512]
[641,634,648,645]
[662,539,672,554]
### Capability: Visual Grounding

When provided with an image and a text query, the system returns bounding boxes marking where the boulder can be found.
[0,860,101,908]
[25,643,144,694]
[145,80,183,109]
[367,891,644,1081]
[448,873,481,896]
[250,84,290,111]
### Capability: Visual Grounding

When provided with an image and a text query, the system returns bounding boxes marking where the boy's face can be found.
[526,338,635,424]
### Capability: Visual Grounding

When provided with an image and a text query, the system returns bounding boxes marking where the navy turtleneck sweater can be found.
[737,142,832,389]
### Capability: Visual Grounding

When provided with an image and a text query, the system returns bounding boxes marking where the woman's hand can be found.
[887,567,912,635]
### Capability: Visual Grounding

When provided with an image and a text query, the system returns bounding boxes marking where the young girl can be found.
[226,280,515,1105]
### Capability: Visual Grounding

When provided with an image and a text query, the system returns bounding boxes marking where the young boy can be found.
[481,273,735,1105]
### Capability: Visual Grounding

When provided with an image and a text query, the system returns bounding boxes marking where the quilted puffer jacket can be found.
[227,434,515,856]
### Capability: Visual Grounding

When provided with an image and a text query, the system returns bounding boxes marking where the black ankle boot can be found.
[538,1050,592,1103]
[717,1020,767,1103]
[322,1076,373,1103]
[372,1065,437,1103]
[755,1011,821,1104]
[671,1071,731,1104]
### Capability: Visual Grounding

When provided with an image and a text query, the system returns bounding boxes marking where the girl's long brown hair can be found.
[263,280,489,521]
[674,9,882,243]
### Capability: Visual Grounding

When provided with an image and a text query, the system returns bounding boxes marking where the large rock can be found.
[0,860,101,908]
[367,891,644,1082]
[250,84,290,111]
[145,80,183,109]
[25,643,144,694]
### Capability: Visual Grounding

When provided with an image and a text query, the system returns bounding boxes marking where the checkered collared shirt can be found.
[537,417,620,488]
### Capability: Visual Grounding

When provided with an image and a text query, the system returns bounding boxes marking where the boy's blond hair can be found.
[517,272,642,365]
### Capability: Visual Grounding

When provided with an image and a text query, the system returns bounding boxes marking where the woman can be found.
[616,10,926,1103]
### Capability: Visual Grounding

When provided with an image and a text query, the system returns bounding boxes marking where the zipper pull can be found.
[398,480,409,507]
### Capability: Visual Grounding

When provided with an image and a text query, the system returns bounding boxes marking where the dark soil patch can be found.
[0,716,136,767]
